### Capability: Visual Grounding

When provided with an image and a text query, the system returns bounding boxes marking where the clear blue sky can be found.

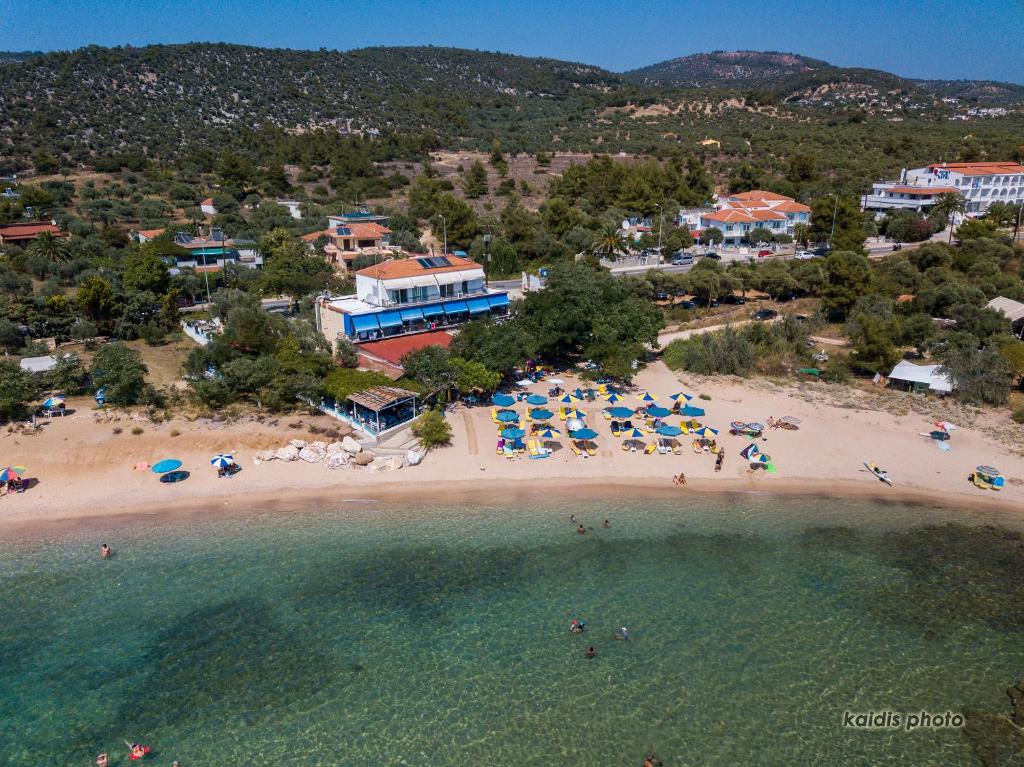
[2,0,1023,82]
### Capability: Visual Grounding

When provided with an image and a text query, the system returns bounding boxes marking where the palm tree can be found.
[931,192,967,243]
[594,223,627,260]
[28,231,70,263]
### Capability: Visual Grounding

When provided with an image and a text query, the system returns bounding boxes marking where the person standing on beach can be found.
[715,450,725,472]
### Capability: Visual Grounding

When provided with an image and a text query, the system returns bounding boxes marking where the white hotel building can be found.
[862,162,1024,217]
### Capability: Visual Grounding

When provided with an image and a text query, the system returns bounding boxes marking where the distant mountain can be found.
[913,79,1024,106]
[0,51,42,64]
[624,51,830,88]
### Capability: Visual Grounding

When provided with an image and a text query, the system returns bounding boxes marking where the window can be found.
[439,282,455,298]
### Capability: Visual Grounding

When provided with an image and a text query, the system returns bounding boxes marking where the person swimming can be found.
[570,618,586,634]
[615,626,630,641]
[602,519,610,528]
[96,754,109,767]
[100,544,111,559]
[577,524,586,534]
[585,646,596,658]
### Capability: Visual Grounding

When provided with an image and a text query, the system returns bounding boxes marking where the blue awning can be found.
[421,304,445,317]
[487,293,509,308]
[377,311,403,328]
[467,297,490,314]
[351,314,380,333]
[400,307,424,321]
[443,300,469,315]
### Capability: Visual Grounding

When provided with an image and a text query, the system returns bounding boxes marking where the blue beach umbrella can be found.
[565,409,586,420]
[646,405,671,418]
[210,454,234,468]
[492,393,515,407]
[559,393,580,404]
[656,425,684,437]
[608,406,636,419]
[693,426,719,437]
[94,386,107,406]
[538,426,562,439]
[529,408,554,421]
[680,405,705,417]
[669,392,693,402]
[497,409,520,422]
[638,391,658,403]
[41,395,65,409]
[569,427,599,440]
[526,394,549,406]
[151,459,183,474]
[604,392,624,403]
[624,427,646,439]
[501,427,527,440]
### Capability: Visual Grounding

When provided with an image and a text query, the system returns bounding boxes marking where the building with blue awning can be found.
[315,254,510,344]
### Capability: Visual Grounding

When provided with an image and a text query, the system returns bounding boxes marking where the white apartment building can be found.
[679,191,811,246]
[862,162,1024,216]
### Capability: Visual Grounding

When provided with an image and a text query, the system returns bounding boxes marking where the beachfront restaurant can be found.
[347,386,420,436]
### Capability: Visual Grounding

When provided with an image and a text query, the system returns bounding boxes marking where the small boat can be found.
[864,461,892,486]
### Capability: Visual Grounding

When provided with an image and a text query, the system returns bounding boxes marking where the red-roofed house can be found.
[303,222,393,272]
[200,198,216,216]
[132,228,166,243]
[0,221,64,245]
[685,191,810,245]
[863,162,1024,217]
[314,254,509,343]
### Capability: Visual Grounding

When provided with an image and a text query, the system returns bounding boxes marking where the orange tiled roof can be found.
[358,331,454,365]
[137,228,166,238]
[927,162,1024,176]
[770,200,812,213]
[341,222,391,238]
[201,197,215,206]
[356,255,480,280]
[0,222,63,240]
[302,229,329,242]
[728,190,792,202]
[748,209,787,221]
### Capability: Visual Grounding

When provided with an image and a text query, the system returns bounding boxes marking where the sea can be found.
[1,494,1022,766]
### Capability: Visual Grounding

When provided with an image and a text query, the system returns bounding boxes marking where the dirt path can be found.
[461,409,479,455]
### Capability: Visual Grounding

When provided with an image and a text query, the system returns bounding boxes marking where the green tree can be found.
[412,408,452,448]
[258,228,334,302]
[450,356,501,393]
[77,276,115,325]
[28,231,70,263]
[91,343,149,405]
[898,313,935,357]
[593,222,628,259]
[932,192,967,243]
[121,246,171,294]
[45,352,88,394]
[401,345,454,391]
[462,160,488,198]
[701,227,723,246]
[821,251,873,318]
[728,163,760,194]
[0,359,38,420]
[849,313,899,372]
[810,195,865,252]
[955,219,999,241]
[938,338,1011,405]
[450,318,531,373]
[540,197,585,238]
[430,194,479,248]
[998,340,1024,383]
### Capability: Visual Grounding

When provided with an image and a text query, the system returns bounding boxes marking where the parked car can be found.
[776,291,800,303]
[654,290,669,301]
[671,253,695,266]
[721,295,747,305]
[794,250,814,260]
[811,246,831,257]
[752,309,778,321]
[757,249,773,258]
[702,252,721,260]
[677,300,698,310]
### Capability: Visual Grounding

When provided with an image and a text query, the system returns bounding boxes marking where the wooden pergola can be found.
[347,386,419,435]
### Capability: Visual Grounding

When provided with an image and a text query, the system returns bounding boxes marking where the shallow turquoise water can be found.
[2,495,1023,766]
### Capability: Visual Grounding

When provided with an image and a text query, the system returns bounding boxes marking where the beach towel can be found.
[937,441,951,452]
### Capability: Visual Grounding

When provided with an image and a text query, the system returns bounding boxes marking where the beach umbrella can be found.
[565,408,586,420]
[740,444,763,461]
[977,465,1001,476]
[526,394,549,406]
[669,392,693,402]
[491,392,515,407]
[41,395,65,409]
[779,416,801,425]
[680,405,705,417]
[747,422,765,432]
[151,459,183,474]
[0,466,26,482]
[559,393,580,404]
[569,427,599,440]
[516,379,533,387]
[656,425,683,437]
[623,438,646,452]
[638,391,658,403]
[538,427,561,439]
[501,427,527,440]
[94,386,107,406]
[529,408,554,421]
[730,421,749,431]
[159,470,190,484]
[497,409,520,422]
[693,426,718,437]
[607,406,635,419]
[624,427,646,439]
[646,405,671,418]
[566,418,585,432]
[210,454,234,468]
[604,392,624,403]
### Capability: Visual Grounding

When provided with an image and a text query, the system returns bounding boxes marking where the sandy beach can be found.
[2,360,1022,534]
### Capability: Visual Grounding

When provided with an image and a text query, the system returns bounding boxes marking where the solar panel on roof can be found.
[416,256,452,269]
[174,232,193,245]
[335,226,352,236]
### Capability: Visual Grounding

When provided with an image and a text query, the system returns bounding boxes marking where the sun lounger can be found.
[570,440,582,456]
[622,420,634,431]
[559,406,567,421]
[672,442,682,455]
[611,420,621,437]
[657,441,670,454]
[491,408,501,424]
[503,445,516,459]
[644,443,657,455]
[586,443,597,457]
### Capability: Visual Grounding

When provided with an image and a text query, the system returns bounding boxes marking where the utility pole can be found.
[656,203,664,262]
[440,215,448,257]
[1014,201,1022,245]
[829,193,838,247]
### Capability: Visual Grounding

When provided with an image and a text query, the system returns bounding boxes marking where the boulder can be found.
[369,456,403,473]
[334,422,354,437]
[275,445,300,462]
[341,436,363,455]
[311,440,328,450]
[254,450,276,464]
[299,446,326,463]
[351,452,374,466]
[406,449,424,466]
[325,453,350,470]
[288,439,308,449]
[326,441,346,454]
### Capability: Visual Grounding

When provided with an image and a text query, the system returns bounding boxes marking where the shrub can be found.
[698,393,711,401]
[411,409,452,449]
[169,429,180,437]
[131,426,144,435]
[823,361,851,383]
[112,426,123,434]
[1012,408,1024,424]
